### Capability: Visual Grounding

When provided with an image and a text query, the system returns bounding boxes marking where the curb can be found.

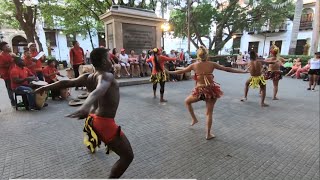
[118,79,151,87]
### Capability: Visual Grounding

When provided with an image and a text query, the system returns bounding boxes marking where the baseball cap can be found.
[142,50,147,54]
[120,48,125,52]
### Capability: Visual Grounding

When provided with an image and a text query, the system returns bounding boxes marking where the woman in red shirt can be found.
[0,41,15,106]
[146,48,176,102]
[43,59,64,100]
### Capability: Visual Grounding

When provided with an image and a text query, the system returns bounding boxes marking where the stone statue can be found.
[303,42,310,55]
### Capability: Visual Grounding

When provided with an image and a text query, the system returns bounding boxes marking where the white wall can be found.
[50,32,99,64]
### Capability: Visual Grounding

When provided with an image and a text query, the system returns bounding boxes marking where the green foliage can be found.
[169,0,295,53]
[0,0,21,29]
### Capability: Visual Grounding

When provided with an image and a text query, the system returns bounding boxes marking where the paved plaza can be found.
[0,71,319,180]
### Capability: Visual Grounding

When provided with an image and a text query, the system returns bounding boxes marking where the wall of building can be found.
[0,27,100,64]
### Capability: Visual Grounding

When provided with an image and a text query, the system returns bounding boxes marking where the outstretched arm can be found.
[213,62,248,73]
[168,64,193,74]
[66,73,114,119]
[160,55,177,62]
[35,73,89,93]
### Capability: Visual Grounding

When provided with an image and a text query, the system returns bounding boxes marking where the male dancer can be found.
[35,48,133,178]
[264,46,286,100]
[241,51,274,107]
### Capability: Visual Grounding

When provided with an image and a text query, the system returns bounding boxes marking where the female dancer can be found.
[307,52,320,91]
[264,46,286,100]
[146,48,176,102]
[168,46,247,140]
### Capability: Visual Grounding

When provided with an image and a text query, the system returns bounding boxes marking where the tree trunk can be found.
[85,19,94,49]
[311,0,319,54]
[288,0,303,55]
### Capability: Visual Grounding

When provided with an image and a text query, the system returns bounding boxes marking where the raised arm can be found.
[212,62,247,73]
[35,73,89,93]
[66,73,114,119]
[168,64,193,74]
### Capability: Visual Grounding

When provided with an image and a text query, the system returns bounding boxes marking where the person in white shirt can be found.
[307,52,320,91]
[243,51,250,62]
[85,50,90,64]
[184,50,192,65]
[119,48,130,76]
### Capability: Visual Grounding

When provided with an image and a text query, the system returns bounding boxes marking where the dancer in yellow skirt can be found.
[147,48,177,102]
[241,51,274,107]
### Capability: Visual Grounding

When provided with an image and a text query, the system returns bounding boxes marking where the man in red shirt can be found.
[43,59,64,100]
[10,57,38,110]
[0,42,15,106]
[69,41,85,90]
[28,42,45,81]
[23,48,36,73]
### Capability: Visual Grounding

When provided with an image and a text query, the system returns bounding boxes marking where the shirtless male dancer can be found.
[264,46,286,100]
[35,48,133,178]
[241,51,275,107]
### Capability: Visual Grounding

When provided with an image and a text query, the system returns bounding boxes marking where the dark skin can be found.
[241,59,275,107]
[35,55,133,178]
[13,61,36,85]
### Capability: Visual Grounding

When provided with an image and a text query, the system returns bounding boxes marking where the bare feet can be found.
[206,134,215,140]
[272,97,279,100]
[261,103,269,107]
[240,97,247,102]
[160,99,167,102]
[153,95,157,99]
[190,119,198,126]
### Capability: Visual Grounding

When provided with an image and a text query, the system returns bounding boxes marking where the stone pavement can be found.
[0,71,319,179]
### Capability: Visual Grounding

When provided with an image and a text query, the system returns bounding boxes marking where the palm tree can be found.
[288,0,303,55]
[311,0,319,54]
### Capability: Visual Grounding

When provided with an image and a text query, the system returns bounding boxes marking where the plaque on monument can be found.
[122,23,156,54]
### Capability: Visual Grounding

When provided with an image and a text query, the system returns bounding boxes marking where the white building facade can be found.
[0,23,104,63]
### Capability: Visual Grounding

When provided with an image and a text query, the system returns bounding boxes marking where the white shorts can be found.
[120,62,130,67]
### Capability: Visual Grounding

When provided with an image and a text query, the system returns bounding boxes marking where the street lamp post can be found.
[232,35,236,55]
[161,22,170,50]
[187,0,191,54]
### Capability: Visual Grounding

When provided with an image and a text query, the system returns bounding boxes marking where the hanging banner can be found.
[271,0,293,9]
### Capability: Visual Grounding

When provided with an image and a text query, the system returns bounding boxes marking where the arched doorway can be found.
[12,36,28,55]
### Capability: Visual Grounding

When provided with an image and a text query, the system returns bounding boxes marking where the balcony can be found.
[299,21,313,30]
[247,22,288,34]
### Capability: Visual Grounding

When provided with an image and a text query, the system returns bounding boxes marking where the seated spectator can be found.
[128,49,140,77]
[167,61,178,82]
[295,61,310,79]
[139,50,149,77]
[286,58,302,76]
[110,48,121,78]
[281,59,293,74]
[23,48,36,74]
[43,59,64,100]
[119,48,130,76]
[10,57,38,110]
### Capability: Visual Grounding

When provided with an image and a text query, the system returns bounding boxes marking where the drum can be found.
[56,76,70,99]
[66,68,75,79]
[184,72,191,80]
[79,65,95,75]
[176,67,184,81]
[31,81,48,108]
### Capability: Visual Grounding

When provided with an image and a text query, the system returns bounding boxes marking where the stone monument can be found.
[100,6,165,53]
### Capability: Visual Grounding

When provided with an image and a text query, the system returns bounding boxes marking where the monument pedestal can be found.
[100,6,165,54]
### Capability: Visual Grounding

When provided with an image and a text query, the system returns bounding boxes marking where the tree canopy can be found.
[169,0,295,54]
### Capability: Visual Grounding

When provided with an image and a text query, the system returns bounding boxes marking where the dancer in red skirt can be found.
[168,46,248,140]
